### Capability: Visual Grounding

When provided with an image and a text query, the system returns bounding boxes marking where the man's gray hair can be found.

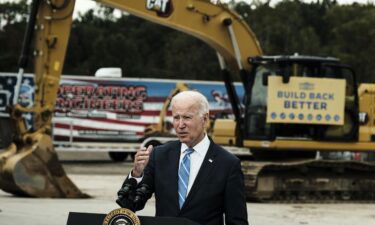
[171,90,209,117]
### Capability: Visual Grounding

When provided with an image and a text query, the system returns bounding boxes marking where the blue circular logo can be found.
[316,114,322,121]
[289,113,295,120]
[307,114,313,121]
[334,115,340,121]
[280,113,286,119]
[325,114,331,121]
[271,112,277,119]
[298,113,304,120]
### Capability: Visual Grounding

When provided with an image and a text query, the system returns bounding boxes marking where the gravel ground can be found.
[0,151,374,225]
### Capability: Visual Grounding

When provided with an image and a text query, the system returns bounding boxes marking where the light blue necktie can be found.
[178,148,194,209]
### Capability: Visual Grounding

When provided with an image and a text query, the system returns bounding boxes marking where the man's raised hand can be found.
[132,145,153,177]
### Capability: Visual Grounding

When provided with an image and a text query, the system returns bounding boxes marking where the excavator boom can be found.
[98,0,262,71]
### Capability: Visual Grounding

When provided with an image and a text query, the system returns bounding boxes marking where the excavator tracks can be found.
[241,159,375,203]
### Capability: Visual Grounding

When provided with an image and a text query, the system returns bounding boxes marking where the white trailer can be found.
[0,72,244,161]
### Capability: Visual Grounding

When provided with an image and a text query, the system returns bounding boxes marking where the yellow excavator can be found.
[0,0,261,198]
[213,55,375,202]
[1,0,375,202]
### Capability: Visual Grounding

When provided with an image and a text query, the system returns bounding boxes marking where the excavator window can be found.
[245,65,272,139]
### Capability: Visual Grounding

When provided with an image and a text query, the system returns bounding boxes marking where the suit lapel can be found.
[181,141,217,211]
[167,141,181,210]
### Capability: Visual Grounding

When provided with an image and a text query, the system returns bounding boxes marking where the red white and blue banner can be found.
[0,73,244,142]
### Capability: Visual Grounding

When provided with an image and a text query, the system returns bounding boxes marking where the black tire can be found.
[108,152,128,162]
[130,153,136,161]
[129,140,162,161]
[128,140,163,162]
[144,140,162,148]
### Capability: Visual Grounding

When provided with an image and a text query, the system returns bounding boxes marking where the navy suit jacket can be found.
[124,140,248,225]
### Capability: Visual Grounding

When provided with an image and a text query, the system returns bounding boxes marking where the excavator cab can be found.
[236,56,375,202]
[244,55,359,144]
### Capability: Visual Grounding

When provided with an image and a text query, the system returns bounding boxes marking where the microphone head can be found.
[116,199,124,207]
[118,178,138,198]
[117,189,125,197]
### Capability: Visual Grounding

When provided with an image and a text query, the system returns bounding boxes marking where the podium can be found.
[67,212,201,225]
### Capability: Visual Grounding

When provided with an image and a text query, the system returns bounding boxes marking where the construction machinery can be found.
[1,0,375,202]
[213,55,375,202]
[0,0,260,198]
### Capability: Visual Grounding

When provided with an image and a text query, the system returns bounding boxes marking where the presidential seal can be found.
[103,208,140,225]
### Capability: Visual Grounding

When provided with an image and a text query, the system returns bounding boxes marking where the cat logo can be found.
[299,82,315,91]
[146,0,173,17]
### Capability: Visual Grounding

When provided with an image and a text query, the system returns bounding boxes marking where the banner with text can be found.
[267,76,346,125]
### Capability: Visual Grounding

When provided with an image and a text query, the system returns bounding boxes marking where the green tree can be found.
[0,0,28,72]
[0,0,28,28]
[2,0,375,84]
[324,3,375,82]
[163,32,220,80]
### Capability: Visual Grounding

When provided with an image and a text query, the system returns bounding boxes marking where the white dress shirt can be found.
[180,134,210,194]
[129,134,211,193]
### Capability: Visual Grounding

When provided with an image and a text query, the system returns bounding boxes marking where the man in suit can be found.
[120,91,248,225]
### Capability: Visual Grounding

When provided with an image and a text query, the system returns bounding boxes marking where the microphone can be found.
[133,183,152,210]
[116,178,137,209]
[118,178,137,199]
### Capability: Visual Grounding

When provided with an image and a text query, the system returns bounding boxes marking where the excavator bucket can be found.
[0,134,89,198]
